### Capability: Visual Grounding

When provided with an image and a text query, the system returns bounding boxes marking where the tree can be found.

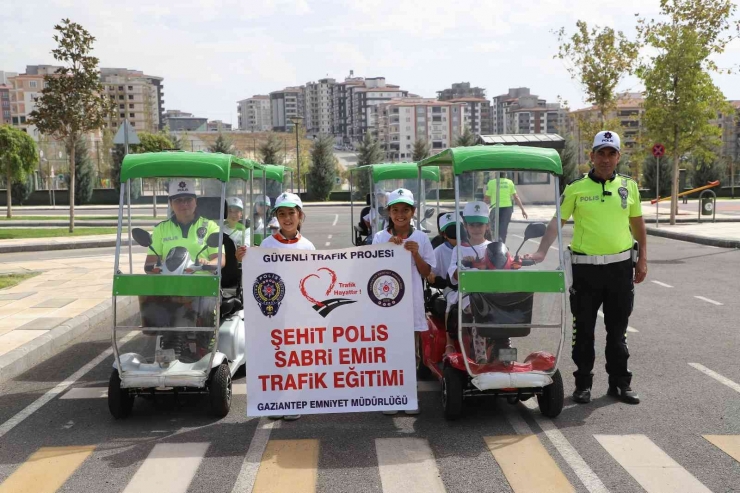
[259,132,283,164]
[556,22,639,122]
[455,127,477,147]
[641,154,673,196]
[637,0,739,224]
[691,154,726,188]
[74,136,94,205]
[558,133,580,193]
[167,131,182,150]
[0,125,39,218]
[412,138,430,161]
[135,132,173,153]
[355,133,385,199]
[28,19,115,232]
[209,132,233,153]
[306,135,337,201]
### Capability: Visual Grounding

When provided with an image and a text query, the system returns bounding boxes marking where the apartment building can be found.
[437,82,486,101]
[237,96,271,132]
[569,92,644,158]
[162,110,207,131]
[347,77,408,142]
[332,74,365,141]
[7,65,61,139]
[491,87,548,134]
[270,87,304,132]
[100,68,164,133]
[375,98,466,161]
[0,72,16,126]
[448,97,492,135]
[304,78,335,137]
[506,103,567,135]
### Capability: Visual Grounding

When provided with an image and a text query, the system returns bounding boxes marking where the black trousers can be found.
[489,206,514,243]
[570,258,634,389]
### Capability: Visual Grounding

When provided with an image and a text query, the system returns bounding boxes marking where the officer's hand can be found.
[521,209,528,219]
[236,246,247,262]
[634,257,647,284]
[523,251,545,263]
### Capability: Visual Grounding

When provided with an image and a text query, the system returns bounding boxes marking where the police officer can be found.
[145,179,223,270]
[526,131,647,405]
[483,173,528,242]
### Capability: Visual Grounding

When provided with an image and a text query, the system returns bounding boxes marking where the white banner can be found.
[243,244,417,416]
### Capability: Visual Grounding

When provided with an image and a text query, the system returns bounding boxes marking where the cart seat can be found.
[468,292,533,338]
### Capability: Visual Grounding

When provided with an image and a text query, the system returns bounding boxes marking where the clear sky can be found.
[2,0,738,124]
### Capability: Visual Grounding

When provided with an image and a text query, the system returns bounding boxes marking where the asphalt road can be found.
[0,207,739,492]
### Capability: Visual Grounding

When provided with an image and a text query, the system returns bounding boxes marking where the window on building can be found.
[130,121,135,126]
[129,104,134,109]
[128,86,133,90]
[120,113,125,118]
[432,141,444,149]
[407,136,411,140]
[119,95,124,100]
[130,113,135,118]
[128,95,134,100]
[432,116,442,122]
[19,116,26,123]
[29,81,37,88]
[43,81,49,89]
[516,172,550,185]
[432,107,442,113]
[118,86,123,91]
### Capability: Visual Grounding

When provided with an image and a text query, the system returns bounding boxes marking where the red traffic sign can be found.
[652,143,665,158]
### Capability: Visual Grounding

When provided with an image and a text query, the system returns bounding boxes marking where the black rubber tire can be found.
[442,366,464,420]
[108,369,134,419]
[537,369,564,418]
[209,363,232,418]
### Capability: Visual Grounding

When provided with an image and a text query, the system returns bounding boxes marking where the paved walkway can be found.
[0,253,145,358]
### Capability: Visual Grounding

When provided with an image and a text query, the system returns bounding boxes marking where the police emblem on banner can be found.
[618,187,629,209]
[367,270,405,308]
[253,273,286,317]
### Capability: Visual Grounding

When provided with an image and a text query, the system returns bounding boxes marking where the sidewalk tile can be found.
[0,292,34,301]
[15,317,69,330]
[33,299,75,309]
[49,299,106,318]
[11,307,59,319]
[0,330,49,357]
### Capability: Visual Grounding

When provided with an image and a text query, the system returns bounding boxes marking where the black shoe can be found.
[607,385,640,404]
[572,388,591,404]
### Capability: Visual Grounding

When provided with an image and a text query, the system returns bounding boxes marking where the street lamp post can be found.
[290,116,304,195]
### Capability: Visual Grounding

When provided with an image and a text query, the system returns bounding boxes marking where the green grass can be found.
[0,216,155,221]
[0,228,121,239]
[0,272,41,290]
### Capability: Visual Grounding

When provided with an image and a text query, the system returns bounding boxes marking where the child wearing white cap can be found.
[223,197,249,254]
[372,188,435,415]
[447,201,492,361]
[238,192,314,421]
[427,212,458,305]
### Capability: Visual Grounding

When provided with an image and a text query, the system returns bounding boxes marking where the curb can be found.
[646,227,740,249]
[0,239,118,254]
[0,221,158,228]
[0,296,137,384]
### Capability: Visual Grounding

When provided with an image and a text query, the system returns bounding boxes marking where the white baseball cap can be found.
[273,192,303,210]
[226,197,243,210]
[254,195,271,207]
[387,188,415,207]
[463,201,489,223]
[169,179,196,199]
[438,211,458,233]
[592,131,621,152]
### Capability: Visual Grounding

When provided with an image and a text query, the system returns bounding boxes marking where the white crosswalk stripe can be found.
[122,443,210,493]
[376,438,446,493]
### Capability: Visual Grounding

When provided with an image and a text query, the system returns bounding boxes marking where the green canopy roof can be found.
[253,164,291,182]
[121,151,237,182]
[351,163,440,183]
[418,146,562,176]
[230,158,262,181]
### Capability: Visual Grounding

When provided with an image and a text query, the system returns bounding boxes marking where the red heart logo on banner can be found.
[299,267,337,308]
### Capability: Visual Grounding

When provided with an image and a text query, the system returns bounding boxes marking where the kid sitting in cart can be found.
[373,188,435,415]
[426,212,459,356]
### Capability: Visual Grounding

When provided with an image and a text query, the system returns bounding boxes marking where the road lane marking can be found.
[703,435,740,463]
[511,233,559,251]
[521,400,609,493]
[595,435,711,493]
[375,438,446,493]
[597,311,638,333]
[327,235,333,239]
[123,443,209,493]
[325,242,331,247]
[651,280,673,288]
[688,363,740,394]
[0,445,96,493]
[252,439,319,493]
[231,418,276,493]
[0,331,138,440]
[694,296,723,306]
[485,435,575,493]
[332,214,338,226]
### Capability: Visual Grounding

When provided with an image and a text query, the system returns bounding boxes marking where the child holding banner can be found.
[447,202,492,362]
[373,188,435,415]
[237,192,315,420]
